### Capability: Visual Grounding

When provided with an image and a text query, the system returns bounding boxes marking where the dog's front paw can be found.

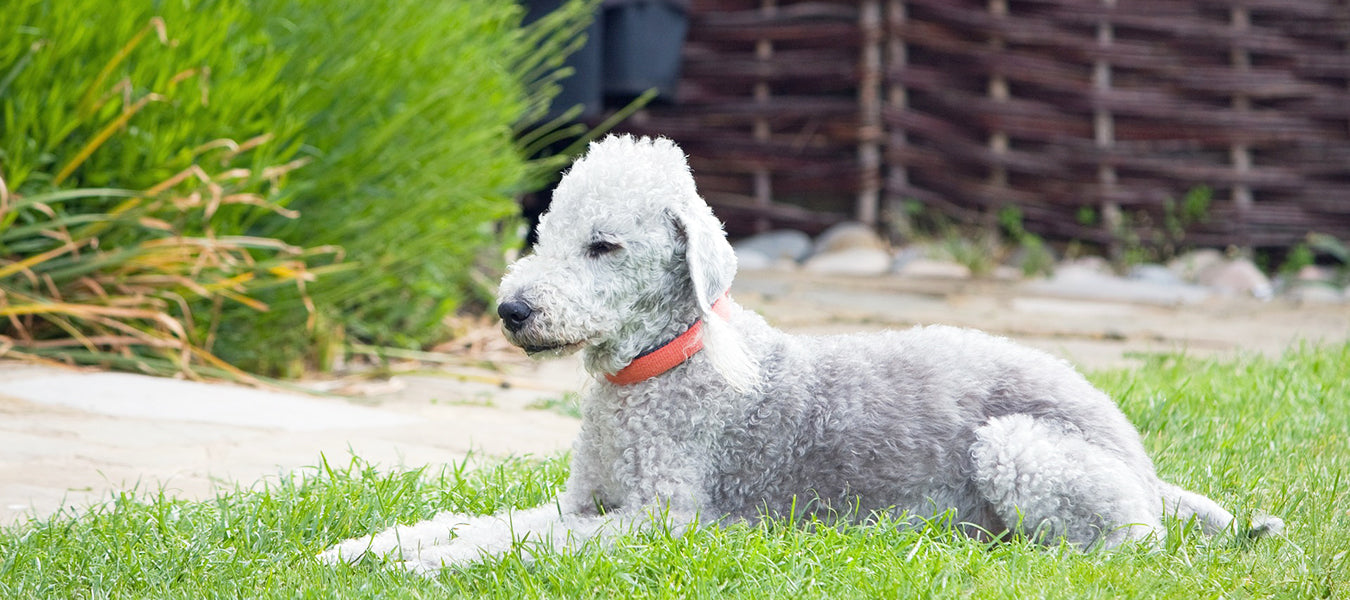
[318,513,480,569]
[316,533,394,566]
[388,543,482,576]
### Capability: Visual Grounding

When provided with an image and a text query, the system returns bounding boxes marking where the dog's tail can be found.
[1159,481,1284,538]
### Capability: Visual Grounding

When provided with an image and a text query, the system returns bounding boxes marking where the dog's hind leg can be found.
[970,414,1164,550]
[1159,482,1284,538]
[1159,482,1234,534]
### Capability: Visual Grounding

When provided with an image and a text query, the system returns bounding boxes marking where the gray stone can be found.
[1052,263,1114,282]
[991,265,1024,281]
[1168,249,1225,283]
[802,247,892,276]
[1198,258,1273,299]
[812,222,887,257]
[1023,264,1211,306]
[733,230,814,263]
[1286,282,1345,304]
[894,257,973,280]
[1060,255,1114,276]
[889,245,928,272]
[1128,263,1184,286]
[734,248,775,271]
[1295,264,1337,284]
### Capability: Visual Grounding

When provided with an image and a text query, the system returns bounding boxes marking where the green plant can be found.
[0,3,300,196]
[0,3,333,376]
[1306,232,1349,265]
[1163,185,1213,244]
[0,166,338,380]
[2,0,601,376]
[1300,232,1350,286]
[1076,205,1098,227]
[209,0,603,374]
[1278,243,1315,278]
[997,205,1055,277]
[1107,186,1214,270]
[936,230,1000,277]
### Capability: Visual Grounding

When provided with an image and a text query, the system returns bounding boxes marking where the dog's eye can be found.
[586,240,621,258]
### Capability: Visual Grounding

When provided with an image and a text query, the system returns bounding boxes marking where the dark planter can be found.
[601,0,689,102]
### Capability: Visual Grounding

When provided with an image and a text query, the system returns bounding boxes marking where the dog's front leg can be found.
[395,502,702,575]
[317,498,583,571]
[317,509,479,567]
[390,502,591,574]
[399,438,716,574]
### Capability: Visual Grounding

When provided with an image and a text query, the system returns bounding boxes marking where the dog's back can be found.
[700,312,1158,531]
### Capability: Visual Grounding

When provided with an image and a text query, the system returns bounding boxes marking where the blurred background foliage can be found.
[0,0,595,377]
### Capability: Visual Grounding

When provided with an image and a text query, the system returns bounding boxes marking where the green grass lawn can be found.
[2,344,1347,599]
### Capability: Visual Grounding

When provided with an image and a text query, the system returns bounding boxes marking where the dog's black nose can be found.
[497,300,534,333]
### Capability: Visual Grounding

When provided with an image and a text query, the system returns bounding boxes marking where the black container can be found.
[601,0,689,103]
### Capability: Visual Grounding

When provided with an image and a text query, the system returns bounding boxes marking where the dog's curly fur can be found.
[319,135,1281,574]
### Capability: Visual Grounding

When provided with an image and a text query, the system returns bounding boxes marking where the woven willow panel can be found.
[604,0,1350,247]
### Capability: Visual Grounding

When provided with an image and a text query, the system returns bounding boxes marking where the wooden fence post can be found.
[884,0,910,238]
[1095,0,1122,260]
[858,0,883,227]
[1230,3,1254,250]
[987,0,1010,223]
[752,0,778,234]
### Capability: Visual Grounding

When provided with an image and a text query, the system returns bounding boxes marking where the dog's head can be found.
[496,135,756,390]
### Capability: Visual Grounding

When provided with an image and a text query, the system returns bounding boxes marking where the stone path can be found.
[2,270,1346,524]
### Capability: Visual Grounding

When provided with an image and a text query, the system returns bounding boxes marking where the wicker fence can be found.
[605,0,1350,249]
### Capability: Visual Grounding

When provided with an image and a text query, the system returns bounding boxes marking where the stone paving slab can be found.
[0,361,583,525]
[3,372,417,432]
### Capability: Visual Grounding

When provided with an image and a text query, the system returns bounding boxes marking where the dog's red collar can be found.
[605,294,734,386]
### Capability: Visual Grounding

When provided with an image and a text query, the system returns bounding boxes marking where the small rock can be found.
[1198,258,1273,299]
[1023,265,1211,305]
[991,265,1024,281]
[802,247,892,276]
[1168,249,1225,283]
[1286,282,1345,304]
[1059,255,1113,276]
[734,248,775,271]
[1128,263,1183,286]
[733,230,814,263]
[1053,262,1113,281]
[890,245,927,271]
[1295,264,1336,283]
[894,257,973,280]
[812,222,887,257]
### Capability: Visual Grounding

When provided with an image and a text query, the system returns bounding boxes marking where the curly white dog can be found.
[320,135,1281,574]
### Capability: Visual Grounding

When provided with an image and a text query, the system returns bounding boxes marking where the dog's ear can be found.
[669,202,760,393]
[671,203,735,311]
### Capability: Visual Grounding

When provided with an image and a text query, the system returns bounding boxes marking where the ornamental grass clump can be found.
[228,0,600,374]
[2,0,599,376]
[0,162,340,381]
